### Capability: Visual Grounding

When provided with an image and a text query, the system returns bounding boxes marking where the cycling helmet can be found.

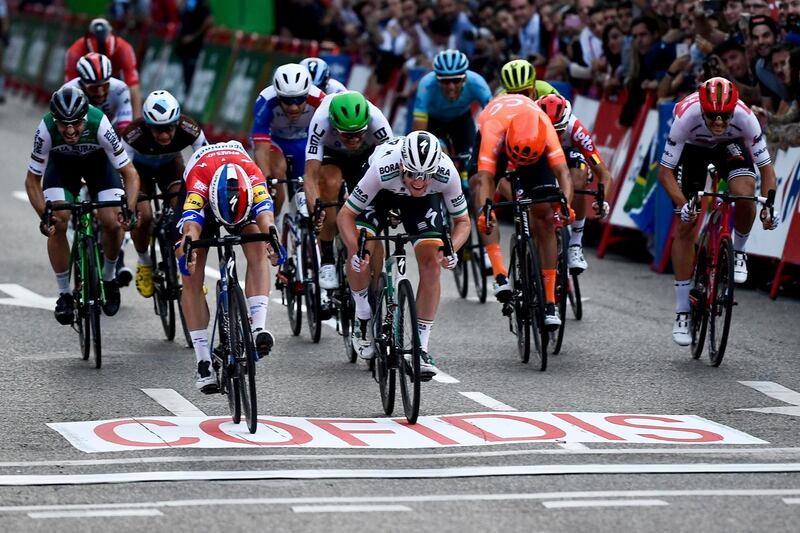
[505,110,547,166]
[329,91,370,132]
[143,90,181,126]
[209,163,253,226]
[76,53,112,85]
[50,86,89,123]
[401,131,442,177]
[536,94,572,132]
[273,63,311,98]
[85,18,116,57]
[500,59,535,93]
[699,77,738,115]
[300,57,331,90]
[433,49,469,78]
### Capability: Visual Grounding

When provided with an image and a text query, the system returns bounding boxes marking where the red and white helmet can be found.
[536,94,572,132]
[76,53,112,85]
[699,77,738,115]
[209,163,253,226]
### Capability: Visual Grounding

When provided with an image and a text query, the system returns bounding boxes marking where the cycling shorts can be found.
[428,111,477,158]
[272,136,307,198]
[42,151,123,203]
[507,156,559,199]
[674,140,756,204]
[355,191,447,247]
[322,147,374,191]
[134,158,183,197]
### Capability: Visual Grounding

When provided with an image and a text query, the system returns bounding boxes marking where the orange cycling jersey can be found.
[477,94,566,174]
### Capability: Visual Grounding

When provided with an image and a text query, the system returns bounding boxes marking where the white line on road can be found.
[0,284,54,311]
[556,443,590,451]
[459,392,516,411]
[292,504,411,513]
[28,509,163,519]
[12,191,27,202]
[3,463,800,486]
[141,389,206,417]
[432,370,460,384]
[739,381,800,406]
[542,499,668,509]
[204,266,220,280]
[783,498,800,505]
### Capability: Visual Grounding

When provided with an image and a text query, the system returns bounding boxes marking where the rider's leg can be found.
[96,205,124,281]
[414,241,442,354]
[532,203,558,304]
[729,174,757,282]
[132,199,153,262]
[241,224,271,332]
[180,247,210,355]
[318,163,344,289]
[568,165,590,271]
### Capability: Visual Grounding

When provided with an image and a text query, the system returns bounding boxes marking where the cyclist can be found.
[65,18,142,118]
[176,141,283,393]
[337,131,470,377]
[472,94,574,327]
[657,77,778,346]
[123,90,208,298]
[537,93,612,271]
[252,63,326,219]
[411,49,492,158]
[25,86,140,323]
[303,91,393,291]
[64,53,133,134]
[498,59,560,99]
[300,57,347,94]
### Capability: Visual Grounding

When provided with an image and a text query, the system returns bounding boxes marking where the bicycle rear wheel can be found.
[508,241,530,363]
[396,279,421,424]
[552,227,569,355]
[708,237,734,367]
[87,240,102,369]
[525,238,548,372]
[568,273,582,320]
[231,283,258,433]
[337,245,357,362]
[302,229,322,343]
[373,273,395,415]
[690,246,709,359]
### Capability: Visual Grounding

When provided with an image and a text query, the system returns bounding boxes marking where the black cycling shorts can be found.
[507,156,560,199]
[135,158,183,197]
[42,151,123,202]
[428,111,477,158]
[355,191,447,246]
[322,147,374,191]
[674,140,756,203]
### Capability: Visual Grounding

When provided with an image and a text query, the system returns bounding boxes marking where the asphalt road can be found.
[1,96,799,532]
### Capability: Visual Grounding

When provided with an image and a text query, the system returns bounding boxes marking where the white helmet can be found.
[273,63,311,98]
[143,90,181,126]
[401,131,442,177]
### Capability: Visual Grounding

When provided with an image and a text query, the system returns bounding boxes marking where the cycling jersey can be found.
[476,94,566,175]
[180,142,273,230]
[660,93,771,169]
[325,78,348,94]
[28,105,130,176]
[123,116,207,167]
[306,94,393,161]
[63,77,132,132]
[413,70,492,122]
[251,84,326,143]
[64,36,139,86]
[495,80,561,99]
[563,115,604,167]
[346,137,467,217]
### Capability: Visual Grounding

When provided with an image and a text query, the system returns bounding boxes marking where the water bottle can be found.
[296,191,308,217]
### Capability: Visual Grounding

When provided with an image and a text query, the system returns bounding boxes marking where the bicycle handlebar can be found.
[184,226,282,261]
[356,228,453,259]
[689,189,776,214]
[481,191,568,234]
[266,176,304,187]
[42,196,131,231]
[139,190,182,202]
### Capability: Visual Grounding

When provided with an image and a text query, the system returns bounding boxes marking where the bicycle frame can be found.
[70,211,106,305]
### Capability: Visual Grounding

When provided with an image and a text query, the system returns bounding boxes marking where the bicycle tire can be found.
[373,273,395,415]
[552,227,569,355]
[569,272,583,320]
[508,241,530,363]
[525,238,548,371]
[152,233,176,341]
[178,296,193,348]
[708,237,734,367]
[469,206,488,303]
[302,228,322,343]
[396,279,421,424]
[453,229,469,298]
[231,282,259,433]
[690,245,709,359]
[74,249,90,360]
[87,240,102,369]
[217,280,241,424]
[337,245,357,363]
[283,219,303,336]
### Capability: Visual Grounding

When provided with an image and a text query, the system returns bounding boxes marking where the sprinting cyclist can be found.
[25,86,140,323]
[337,131,470,377]
[657,77,777,346]
[176,141,282,392]
[123,90,208,298]
[300,57,347,94]
[303,91,393,290]
[64,53,133,134]
[498,59,560,99]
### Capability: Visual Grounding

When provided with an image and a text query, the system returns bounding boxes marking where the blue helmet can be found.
[433,49,468,78]
[300,57,331,90]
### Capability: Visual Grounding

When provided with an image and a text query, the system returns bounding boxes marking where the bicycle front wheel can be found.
[708,237,734,367]
[216,281,241,424]
[453,228,469,298]
[552,227,569,355]
[525,238,548,371]
[230,283,258,433]
[470,209,488,303]
[508,241,530,363]
[690,245,709,359]
[396,279,421,424]
[87,240,102,369]
[337,245,357,362]
[302,229,322,343]
[373,273,395,415]
[284,222,303,336]
[153,233,176,341]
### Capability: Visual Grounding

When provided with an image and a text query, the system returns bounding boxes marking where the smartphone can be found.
[676,43,689,57]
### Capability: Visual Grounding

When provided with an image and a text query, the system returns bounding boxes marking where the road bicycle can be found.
[450,152,489,303]
[42,196,131,368]
[688,179,774,367]
[184,227,283,434]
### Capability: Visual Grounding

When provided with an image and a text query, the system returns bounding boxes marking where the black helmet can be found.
[50,86,89,123]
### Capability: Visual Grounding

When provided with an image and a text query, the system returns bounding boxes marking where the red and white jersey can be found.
[563,115,604,167]
[660,93,771,169]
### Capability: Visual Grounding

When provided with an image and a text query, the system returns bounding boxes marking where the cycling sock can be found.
[320,239,335,265]
[103,257,118,282]
[56,271,71,294]
[417,319,433,353]
[674,279,691,313]
[248,295,270,333]
[190,330,210,363]
[569,218,586,247]
[352,287,372,321]
[543,269,557,304]
[138,252,152,266]
[486,243,508,278]
[734,230,750,252]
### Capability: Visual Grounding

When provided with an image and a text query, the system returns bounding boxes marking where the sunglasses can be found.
[279,95,306,106]
[403,170,433,181]
[151,124,177,133]
[337,128,368,140]
[703,112,733,123]
[437,76,466,85]
[56,118,86,127]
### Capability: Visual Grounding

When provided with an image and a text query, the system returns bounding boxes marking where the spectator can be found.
[749,15,789,111]
[437,0,477,56]
[176,0,214,94]
[581,5,606,71]
[598,23,626,99]
[743,0,771,17]
[511,0,544,65]
[496,5,522,60]
[722,0,743,32]
[713,37,762,105]
[755,48,800,150]
[603,2,619,28]
[617,0,634,35]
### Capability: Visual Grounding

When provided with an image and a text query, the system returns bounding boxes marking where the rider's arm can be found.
[251,94,275,179]
[553,162,573,204]
[657,163,686,206]
[26,121,52,215]
[570,118,613,189]
[450,213,471,252]
[98,115,139,212]
[544,122,572,202]
[339,166,382,252]
[25,170,46,216]
[114,83,133,133]
[119,163,140,213]
[368,103,393,143]
[303,106,329,210]
[248,163,276,230]
[440,160,471,251]
[469,71,493,109]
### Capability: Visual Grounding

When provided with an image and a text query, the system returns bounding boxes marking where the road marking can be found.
[556,442,590,451]
[204,267,220,279]
[542,499,668,509]
[782,498,800,504]
[432,370,460,384]
[0,284,54,311]
[3,463,800,486]
[28,509,163,519]
[141,389,206,417]
[738,381,800,417]
[292,504,411,513]
[460,392,516,411]
[12,191,27,202]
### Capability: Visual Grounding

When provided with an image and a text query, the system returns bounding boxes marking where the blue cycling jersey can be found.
[412,70,492,122]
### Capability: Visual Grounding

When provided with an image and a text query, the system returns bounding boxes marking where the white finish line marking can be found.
[432,370,460,384]
[460,392,516,411]
[28,509,163,519]
[141,389,206,417]
[292,504,411,513]
[542,499,668,509]
[2,463,800,486]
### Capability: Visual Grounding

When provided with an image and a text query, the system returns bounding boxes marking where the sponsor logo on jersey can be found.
[125,126,143,143]
[180,118,200,136]
[450,193,465,208]
[33,132,44,155]
[351,186,368,204]
[379,162,400,175]
[308,123,326,155]
[183,193,204,211]
[437,165,450,177]
[374,127,388,141]
[192,181,209,193]
[753,133,764,146]
[252,184,269,204]
[667,136,677,146]
[104,128,122,153]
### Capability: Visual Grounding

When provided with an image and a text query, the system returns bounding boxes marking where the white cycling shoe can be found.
[195,360,218,394]
[733,252,748,284]
[352,317,374,359]
[319,263,338,290]
[672,312,691,346]
[567,245,588,272]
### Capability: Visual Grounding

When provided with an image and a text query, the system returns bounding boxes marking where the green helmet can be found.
[500,59,535,94]
[328,91,370,132]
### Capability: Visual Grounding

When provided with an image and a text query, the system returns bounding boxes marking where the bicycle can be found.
[184,227,283,434]
[357,228,451,424]
[483,182,568,371]
[42,196,130,369]
[688,180,774,367]
[272,176,307,339]
[450,152,489,303]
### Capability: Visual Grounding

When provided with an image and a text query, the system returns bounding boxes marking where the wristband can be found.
[178,254,190,276]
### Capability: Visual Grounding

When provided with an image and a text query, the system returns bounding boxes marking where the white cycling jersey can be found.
[63,77,133,132]
[660,93,771,169]
[305,94,393,161]
[325,78,348,94]
[345,137,468,217]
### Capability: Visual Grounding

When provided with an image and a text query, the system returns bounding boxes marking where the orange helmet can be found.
[505,110,547,166]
